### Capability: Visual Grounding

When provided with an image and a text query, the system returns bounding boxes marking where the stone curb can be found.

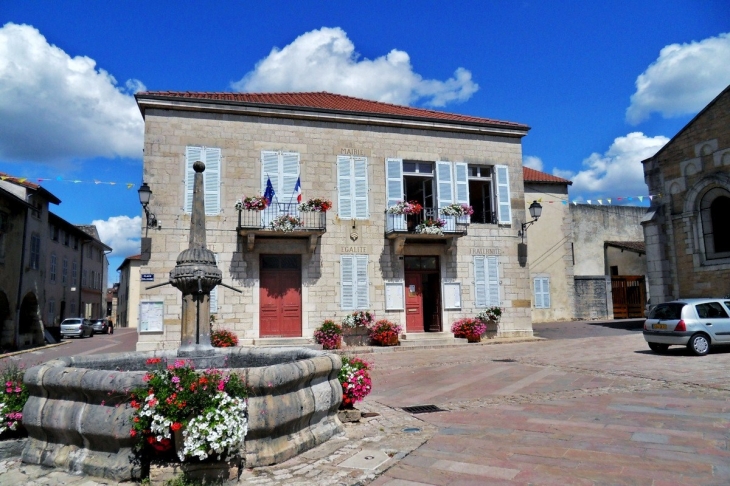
[0,341,71,360]
[336,336,545,355]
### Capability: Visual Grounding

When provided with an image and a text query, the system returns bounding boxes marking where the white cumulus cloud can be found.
[0,22,145,162]
[92,215,141,258]
[233,27,478,107]
[626,32,730,125]
[561,132,670,198]
[523,155,544,171]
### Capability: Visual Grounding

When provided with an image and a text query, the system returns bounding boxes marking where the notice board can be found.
[139,300,164,333]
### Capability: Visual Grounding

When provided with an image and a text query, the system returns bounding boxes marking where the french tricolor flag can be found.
[294,176,302,203]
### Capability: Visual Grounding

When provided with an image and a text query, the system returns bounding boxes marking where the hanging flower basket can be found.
[298,198,332,212]
[387,200,423,215]
[269,214,302,232]
[415,218,447,235]
[237,195,268,211]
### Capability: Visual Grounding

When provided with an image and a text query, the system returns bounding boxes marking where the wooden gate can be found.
[611,276,646,319]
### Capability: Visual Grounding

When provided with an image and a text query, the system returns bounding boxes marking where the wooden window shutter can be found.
[474,256,487,307]
[454,162,470,224]
[204,147,221,215]
[353,157,369,219]
[495,165,512,225]
[337,156,353,219]
[355,255,369,309]
[185,146,203,213]
[340,255,355,309]
[486,256,500,306]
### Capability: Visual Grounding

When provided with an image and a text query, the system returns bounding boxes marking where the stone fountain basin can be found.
[21,347,343,481]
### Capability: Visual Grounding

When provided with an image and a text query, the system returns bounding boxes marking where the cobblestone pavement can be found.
[2,329,730,484]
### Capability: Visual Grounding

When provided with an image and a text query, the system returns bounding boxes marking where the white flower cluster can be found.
[181,392,248,462]
[416,225,444,235]
[141,393,172,442]
[0,401,14,435]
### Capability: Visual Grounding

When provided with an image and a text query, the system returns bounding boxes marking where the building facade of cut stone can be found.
[642,85,730,302]
[134,91,535,350]
[0,174,110,349]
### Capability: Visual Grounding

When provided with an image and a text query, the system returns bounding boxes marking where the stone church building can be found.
[642,84,730,303]
[134,91,535,351]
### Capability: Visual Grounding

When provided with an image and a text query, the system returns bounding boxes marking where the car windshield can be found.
[649,303,685,320]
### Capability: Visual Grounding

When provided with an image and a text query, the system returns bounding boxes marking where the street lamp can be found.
[138,182,157,229]
[518,200,542,243]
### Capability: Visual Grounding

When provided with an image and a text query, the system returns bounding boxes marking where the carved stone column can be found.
[169,161,222,356]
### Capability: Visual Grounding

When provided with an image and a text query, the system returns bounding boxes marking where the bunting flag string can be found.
[531,193,662,207]
[0,174,137,188]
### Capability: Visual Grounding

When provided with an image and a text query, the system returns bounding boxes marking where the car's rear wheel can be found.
[648,342,669,353]
[688,334,710,356]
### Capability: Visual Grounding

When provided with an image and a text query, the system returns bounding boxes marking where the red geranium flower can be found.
[170,422,182,432]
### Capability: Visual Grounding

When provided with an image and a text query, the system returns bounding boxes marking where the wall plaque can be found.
[139,300,164,333]
[470,248,502,255]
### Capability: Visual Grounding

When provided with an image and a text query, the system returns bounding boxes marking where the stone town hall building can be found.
[134,91,534,351]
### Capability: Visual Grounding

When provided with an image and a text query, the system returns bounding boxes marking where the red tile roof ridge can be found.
[523,167,572,185]
[136,91,529,130]
[0,171,41,190]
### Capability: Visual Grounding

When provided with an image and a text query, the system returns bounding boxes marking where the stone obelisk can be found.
[169,161,222,356]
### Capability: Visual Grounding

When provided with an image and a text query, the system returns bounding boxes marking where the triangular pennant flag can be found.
[73,180,82,183]
[126,183,134,189]
[56,176,63,181]
[617,197,622,201]
[607,198,612,204]
[94,180,101,185]
[637,196,643,202]
[628,197,634,201]
[648,195,653,201]
[1,176,8,180]
[598,199,603,205]
[109,182,116,186]
[562,200,567,205]
[587,200,592,205]
[18,178,27,183]
[538,198,543,202]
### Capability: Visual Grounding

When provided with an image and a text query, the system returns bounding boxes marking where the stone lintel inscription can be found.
[470,248,502,255]
[339,147,368,157]
[342,246,367,253]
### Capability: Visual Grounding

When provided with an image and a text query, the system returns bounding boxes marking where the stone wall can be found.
[642,86,730,302]
[138,107,533,350]
[574,276,613,320]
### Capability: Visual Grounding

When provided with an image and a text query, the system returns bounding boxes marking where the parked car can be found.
[60,318,94,339]
[643,298,730,356]
[91,318,114,334]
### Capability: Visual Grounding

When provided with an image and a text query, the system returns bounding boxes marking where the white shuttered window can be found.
[495,164,512,225]
[337,156,369,219]
[185,146,221,215]
[533,277,550,309]
[341,255,369,310]
[474,255,500,307]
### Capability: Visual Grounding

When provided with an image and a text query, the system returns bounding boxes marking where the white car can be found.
[643,298,730,356]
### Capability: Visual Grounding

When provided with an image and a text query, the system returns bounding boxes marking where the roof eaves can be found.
[136,94,531,137]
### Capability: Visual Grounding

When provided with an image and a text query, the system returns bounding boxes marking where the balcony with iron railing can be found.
[237,203,326,252]
[385,207,467,253]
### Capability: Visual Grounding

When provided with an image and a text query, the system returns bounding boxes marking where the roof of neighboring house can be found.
[117,254,141,271]
[74,224,113,252]
[135,91,530,133]
[642,83,730,163]
[0,185,34,209]
[605,241,646,254]
[0,171,62,205]
[523,167,573,185]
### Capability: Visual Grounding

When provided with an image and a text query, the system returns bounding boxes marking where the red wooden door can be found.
[405,272,424,333]
[260,256,302,337]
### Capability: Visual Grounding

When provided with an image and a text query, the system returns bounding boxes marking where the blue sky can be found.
[1,1,729,283]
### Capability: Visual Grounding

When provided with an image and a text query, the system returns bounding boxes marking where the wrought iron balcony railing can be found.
[237,203,327,232]
[385,207,468,236]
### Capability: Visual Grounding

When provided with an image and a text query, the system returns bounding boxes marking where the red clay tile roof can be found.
[117,254,142,271]
[136,91,529,130]
[523,167,572,185]
[605,241,646,254]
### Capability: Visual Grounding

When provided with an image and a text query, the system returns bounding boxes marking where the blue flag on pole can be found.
[263,176,275,206]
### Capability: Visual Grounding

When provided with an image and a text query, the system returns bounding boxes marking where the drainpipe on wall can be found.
[14,201,29,349]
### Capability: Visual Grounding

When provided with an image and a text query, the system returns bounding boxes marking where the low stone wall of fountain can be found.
[21,347,343,481]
